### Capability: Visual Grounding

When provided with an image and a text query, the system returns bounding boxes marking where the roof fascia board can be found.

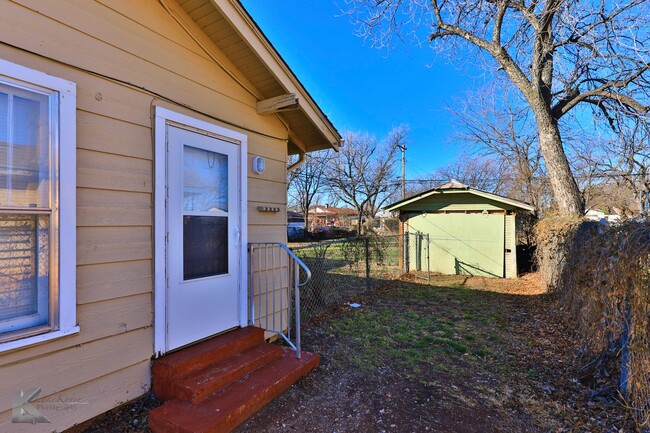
[385,190,439,211]
[213,0,341,147]
[467,189,535,211]
[386,188,535,212]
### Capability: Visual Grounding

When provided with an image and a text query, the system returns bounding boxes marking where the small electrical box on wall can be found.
[252,156,265,174]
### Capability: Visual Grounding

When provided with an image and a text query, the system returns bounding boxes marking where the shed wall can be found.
[407,213,506,278]
[0,1,290,431]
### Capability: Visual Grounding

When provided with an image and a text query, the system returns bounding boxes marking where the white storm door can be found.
[166,125,241,351]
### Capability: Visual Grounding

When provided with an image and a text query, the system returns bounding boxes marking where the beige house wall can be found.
[0,1,291,431]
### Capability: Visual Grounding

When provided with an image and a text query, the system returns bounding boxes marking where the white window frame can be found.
[0,59,78,352]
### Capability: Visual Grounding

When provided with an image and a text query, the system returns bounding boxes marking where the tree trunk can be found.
[536,114,584,216]
[357,212,364,236]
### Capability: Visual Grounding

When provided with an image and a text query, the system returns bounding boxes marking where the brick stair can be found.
[149,327,319,433]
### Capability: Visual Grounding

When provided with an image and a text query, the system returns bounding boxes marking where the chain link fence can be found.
[290,233,429,323]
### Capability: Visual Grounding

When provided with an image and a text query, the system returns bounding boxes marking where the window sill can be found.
[0,326,80,354]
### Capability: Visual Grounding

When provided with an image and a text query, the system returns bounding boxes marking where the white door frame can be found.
[153,107,248,356]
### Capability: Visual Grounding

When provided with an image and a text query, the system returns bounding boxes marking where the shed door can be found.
[408,213,505,278]
[166,125,241,350]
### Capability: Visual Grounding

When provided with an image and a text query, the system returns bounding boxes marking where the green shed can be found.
[385,181,535,278]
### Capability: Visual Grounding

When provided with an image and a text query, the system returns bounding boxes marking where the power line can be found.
[393,172,649,184]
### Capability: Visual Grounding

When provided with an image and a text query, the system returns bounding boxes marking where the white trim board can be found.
[0,59,78,353]
[153,107,248,356]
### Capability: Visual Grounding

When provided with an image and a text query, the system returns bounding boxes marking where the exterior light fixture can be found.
[252,156,265,174]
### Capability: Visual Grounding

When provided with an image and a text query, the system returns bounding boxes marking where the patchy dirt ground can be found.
[76,273,635,433]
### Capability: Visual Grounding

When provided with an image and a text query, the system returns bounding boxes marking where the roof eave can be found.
[221,0,341,152]
[385,188,536,212]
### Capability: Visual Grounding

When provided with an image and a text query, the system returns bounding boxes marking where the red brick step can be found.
[172,343,283,404]
[153,327,264,401]
[149,327,320,433]
[150,348,319,433]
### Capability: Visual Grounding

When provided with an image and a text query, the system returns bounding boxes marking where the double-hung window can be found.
[0,59,77,350]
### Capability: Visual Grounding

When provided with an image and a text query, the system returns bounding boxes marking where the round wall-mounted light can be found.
[252,156,266,174]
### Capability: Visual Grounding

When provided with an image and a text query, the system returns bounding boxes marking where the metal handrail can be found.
[248,242,311,358]
[279,242,312,286]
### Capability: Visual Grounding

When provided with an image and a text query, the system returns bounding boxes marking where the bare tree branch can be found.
[324,128,403,234]
[345,0,650,215]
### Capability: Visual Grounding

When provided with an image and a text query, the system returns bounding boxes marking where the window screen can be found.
[0,82,52,336]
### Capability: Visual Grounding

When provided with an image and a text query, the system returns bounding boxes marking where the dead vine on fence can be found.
[536,217,650,428]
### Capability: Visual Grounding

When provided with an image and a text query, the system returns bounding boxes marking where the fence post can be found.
[294,258,301,359]
[416,232,422,271]
[414,233,419,271]
[404,232,410,273]
[365,237,370,294]
[426,233,430,283]
[620,302,631,394]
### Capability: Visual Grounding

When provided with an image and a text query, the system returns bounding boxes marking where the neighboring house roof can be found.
[585,209,621,222]
[385,180,536,212]
[287,210,304,220]
[374,209,393,218]
[310,206,357,216]
[177,0,341,154]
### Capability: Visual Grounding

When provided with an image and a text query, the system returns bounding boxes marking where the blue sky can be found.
[240,0,491,180]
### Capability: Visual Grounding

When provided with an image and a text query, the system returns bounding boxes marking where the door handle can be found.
[234,226,240,247]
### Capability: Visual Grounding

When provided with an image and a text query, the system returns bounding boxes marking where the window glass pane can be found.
[183,145,228,212]
[13,96,41,146]
[0,92,7,143]
[0,214,49,333]
[0,93,7,200]
[183,216,228,280]
[0,84,50,208]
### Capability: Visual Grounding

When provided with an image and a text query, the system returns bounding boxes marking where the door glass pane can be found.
[183,145,228,212]
[0,85,50,208]
[0,214,49,332]
[183,216,228,280]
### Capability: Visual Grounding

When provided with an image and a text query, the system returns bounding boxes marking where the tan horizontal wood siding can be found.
[0,0,290,430]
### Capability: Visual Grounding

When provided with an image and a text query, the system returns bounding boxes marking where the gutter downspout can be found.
[287,150,306,172]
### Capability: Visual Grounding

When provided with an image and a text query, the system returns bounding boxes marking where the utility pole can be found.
[398,144,406,199]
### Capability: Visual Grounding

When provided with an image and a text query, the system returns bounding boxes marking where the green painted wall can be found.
[407,213,505,278]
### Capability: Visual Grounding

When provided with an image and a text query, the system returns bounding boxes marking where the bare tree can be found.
[451,81,549,213]
[576,120,650,216]
[612,123,650,217]
[287,152,329,231]
[566,133,607,210]
[401,176,439,199]
[346,0,650,216]
[432,155,506,193]
[326,128,402,234]
[369,125,409,215]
